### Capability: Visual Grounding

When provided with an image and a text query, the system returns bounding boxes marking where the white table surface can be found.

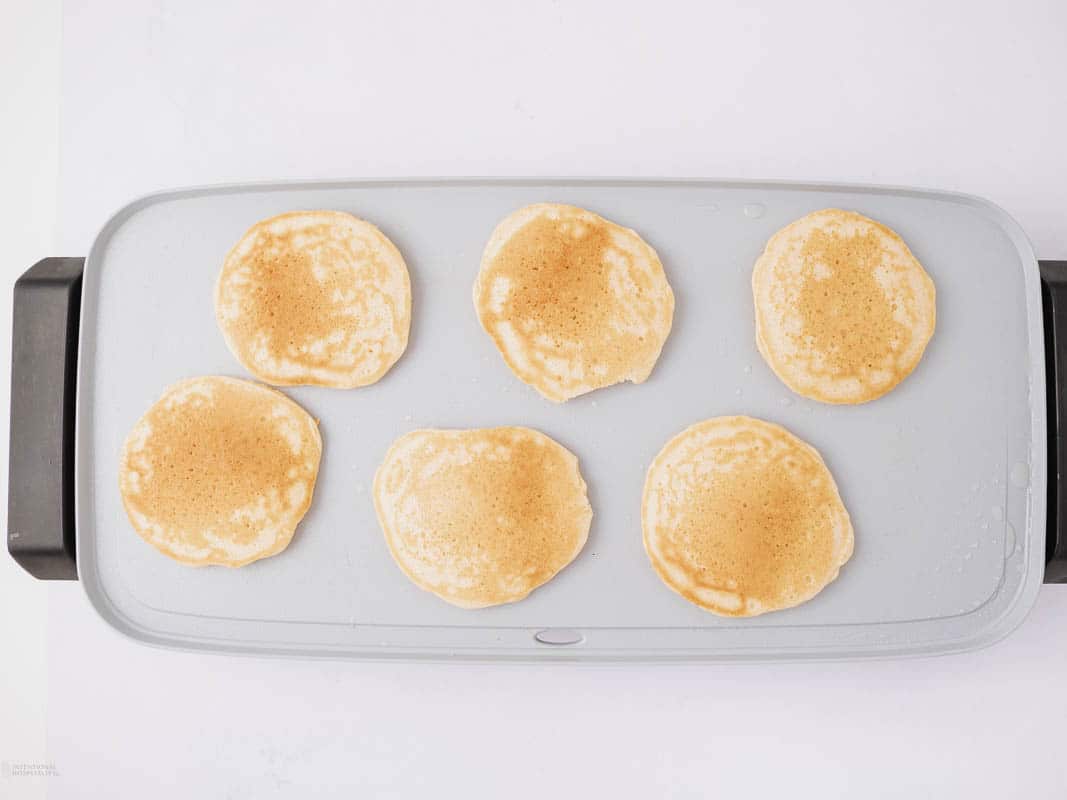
[3,0,1067,796]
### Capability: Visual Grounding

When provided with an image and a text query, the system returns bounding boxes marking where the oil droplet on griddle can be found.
[1004,521,1017,559]
[743,203,766,219]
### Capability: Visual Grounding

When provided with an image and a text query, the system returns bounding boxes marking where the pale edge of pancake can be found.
[752,208,937,404]
[372,426,592,609]
[118,376,323,567]
[472,203,675,403]
[214,210,412,389]
[641,416,854,617]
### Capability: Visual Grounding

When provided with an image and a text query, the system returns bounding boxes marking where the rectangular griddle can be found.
[9,179,1065,660]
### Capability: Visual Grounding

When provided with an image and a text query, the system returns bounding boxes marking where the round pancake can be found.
[474,203,675,402]
[119,376,322,567]
[373,427,592,608]
[752,208,936,404]
[642,416,853,617]
[216,210,411,388]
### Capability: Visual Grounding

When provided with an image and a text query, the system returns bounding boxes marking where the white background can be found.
[3,0,1067,797]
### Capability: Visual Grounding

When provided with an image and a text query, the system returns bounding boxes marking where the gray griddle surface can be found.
[76,180,1045,660]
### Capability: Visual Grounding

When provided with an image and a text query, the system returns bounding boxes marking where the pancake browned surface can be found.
[642,416,853,617]
[752,209,936,404]
[216,210,411,388]
[119,376,322,567]
[373,427,592,608]
[474,203,675,402]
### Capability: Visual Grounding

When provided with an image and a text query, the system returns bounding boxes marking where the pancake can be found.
[752,208,936,404]
[373,427,592,608]
[215,210,411,388]
[119,376,322,567]
[473,203,675,402]
[642,416,853,617]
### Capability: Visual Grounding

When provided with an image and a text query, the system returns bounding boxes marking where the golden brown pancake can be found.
[474,203,675,402]
[642,416,853,617]
[119,376,322,567]
[373,427,592,608]
[752,209,936,404]
[215,210,411,388]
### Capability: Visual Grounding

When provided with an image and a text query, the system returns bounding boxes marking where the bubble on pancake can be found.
[216,210,411,388]
[119,376,322,567]
[752,209,936,404]
[373,426,592,608]
[642,416,853,617]
[474,204,674,402]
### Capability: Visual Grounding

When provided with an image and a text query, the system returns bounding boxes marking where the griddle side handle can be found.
[1041,260,1067,583]
[8,258,83,580]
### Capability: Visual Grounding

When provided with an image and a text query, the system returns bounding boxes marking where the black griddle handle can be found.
[1041,260,1067,583]
[7,258,83,580]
